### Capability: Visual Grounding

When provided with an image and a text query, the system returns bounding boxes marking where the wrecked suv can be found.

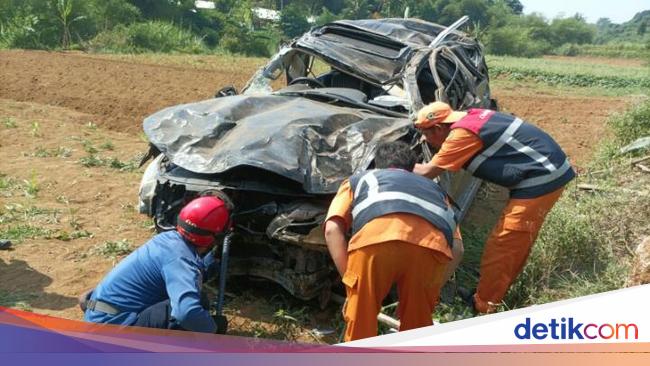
[138,18,493,306]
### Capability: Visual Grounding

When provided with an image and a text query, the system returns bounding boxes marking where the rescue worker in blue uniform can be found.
[82,196,230,333]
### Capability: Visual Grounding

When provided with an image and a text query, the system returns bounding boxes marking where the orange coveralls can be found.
[432,128,565,313]
[326,180,459,342]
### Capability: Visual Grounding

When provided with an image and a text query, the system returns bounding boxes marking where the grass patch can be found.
[0,174,22,197]
[487,55,650,89]
[93,239,133,258]
[82,140,98,154]
[22,172,39,198]
[0,204,61,225]
[100,141,115,151]
[88,21,208,54]
[29,121,41,137]
[79,154,140,172]
[31,146,72,158]
[2,117,17,128]
[609,101,650,148]
[0,224,53,244]
[54,229,93,241]
[556,43,650,60]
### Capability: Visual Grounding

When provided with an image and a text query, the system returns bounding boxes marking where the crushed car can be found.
[138,17,494,308]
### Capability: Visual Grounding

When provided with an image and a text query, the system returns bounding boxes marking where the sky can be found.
[519,0,649,24]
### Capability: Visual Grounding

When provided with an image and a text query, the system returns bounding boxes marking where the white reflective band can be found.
[354,170,379,198]
[512,159,572,189]
[352,191,456,232]
[467,118,523,173]
[507,138,557,172]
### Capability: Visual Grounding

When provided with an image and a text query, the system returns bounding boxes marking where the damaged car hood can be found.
[144,93,413,194]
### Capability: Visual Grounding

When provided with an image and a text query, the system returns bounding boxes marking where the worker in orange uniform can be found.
[413,102,575,314]
[324,141,461,342]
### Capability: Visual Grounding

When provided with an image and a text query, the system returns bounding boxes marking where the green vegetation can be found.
[551,43,650,59]
[88,21,208,54]
[0,204,61,225]
[79,154,140,172]
[608,101,650,146]
[29,121,41,137]
[93,239,133,258]
[1,0,647,58]
[488,55,650,89]
[31,146,73,158]
[54,229,93,241]
[2,117,17,128]
[594,11,650,44]
[100,141,115,151]
[22,172,40,198]
[0,224,53,243]
[0,174,21,197]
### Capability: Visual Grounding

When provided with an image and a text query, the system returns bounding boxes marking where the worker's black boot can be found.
[457,287,478,315]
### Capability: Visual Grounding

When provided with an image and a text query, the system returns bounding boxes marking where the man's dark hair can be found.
[374,141,418,171]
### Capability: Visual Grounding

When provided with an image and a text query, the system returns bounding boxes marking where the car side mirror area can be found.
[215,86,238,98]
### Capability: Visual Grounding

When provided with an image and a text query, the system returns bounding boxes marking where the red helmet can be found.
[177,196,230,247]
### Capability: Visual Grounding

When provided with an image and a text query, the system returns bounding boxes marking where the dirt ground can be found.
[0,50,633,342]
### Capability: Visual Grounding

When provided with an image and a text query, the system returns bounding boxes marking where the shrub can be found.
[219,26,277,57]
[0,13,43,49]
[608,101,650,145]
[88,21,207,53]
[485,26,551,58]
[553,43,580,56]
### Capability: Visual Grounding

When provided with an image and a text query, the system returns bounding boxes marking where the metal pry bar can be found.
[429,15,470,48]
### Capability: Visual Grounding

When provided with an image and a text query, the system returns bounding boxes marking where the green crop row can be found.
[487,55,650,89]
[559,43,650,59]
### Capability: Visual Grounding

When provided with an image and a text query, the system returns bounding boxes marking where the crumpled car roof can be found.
[144,94,413,194]
[293,18,483,86]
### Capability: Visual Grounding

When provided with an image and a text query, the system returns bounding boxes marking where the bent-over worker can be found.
[413,102,575,314]
[324,141,461,341]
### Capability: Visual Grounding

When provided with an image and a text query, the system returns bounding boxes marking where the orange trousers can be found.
[342,241,449,342]
[473,187,565,313]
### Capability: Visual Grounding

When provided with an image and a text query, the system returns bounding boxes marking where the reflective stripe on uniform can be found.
[467,118,523,173]
[512,159,572,189]
[354,170,379,198]
[352,190,456,232]
[507,138,557,172]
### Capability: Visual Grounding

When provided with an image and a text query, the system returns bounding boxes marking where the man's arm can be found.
[162,258,217,333]
[415,129,484,178]
[324,217,349,277]
[413,162,445,179]
[323,180,354,277]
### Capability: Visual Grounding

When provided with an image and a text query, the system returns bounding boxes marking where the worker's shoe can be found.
[0,240,12,250]
[439,282,456,304]
[457,287,478,315]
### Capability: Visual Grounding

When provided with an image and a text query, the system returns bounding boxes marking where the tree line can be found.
[0,0,647,57]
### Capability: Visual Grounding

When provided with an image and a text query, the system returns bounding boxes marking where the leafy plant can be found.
[29,121,40,137]
[22,171,39,198]
[2,117,17,128]
[93,239,133,258]
[55,0,86,49]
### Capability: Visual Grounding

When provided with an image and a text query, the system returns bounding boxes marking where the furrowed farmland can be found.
[1,50,648,342]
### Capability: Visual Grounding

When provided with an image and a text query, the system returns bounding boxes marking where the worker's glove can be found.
[212,314,228,334]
